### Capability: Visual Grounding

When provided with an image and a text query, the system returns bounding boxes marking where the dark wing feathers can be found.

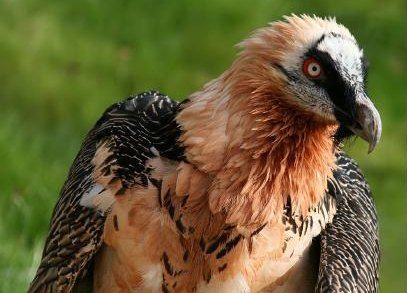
[28,91,183,293]
[316,152,379,293]
[94,91,184,190]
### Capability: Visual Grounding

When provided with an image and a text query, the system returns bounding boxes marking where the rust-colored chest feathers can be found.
[93,159,336,293]
[91,73,339,292]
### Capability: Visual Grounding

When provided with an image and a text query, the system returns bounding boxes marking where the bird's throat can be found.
[178,77,338,227]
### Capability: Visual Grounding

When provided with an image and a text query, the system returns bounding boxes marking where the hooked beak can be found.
[347,93,382,153]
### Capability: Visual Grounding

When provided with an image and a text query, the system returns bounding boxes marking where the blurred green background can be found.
[0,0,404,292]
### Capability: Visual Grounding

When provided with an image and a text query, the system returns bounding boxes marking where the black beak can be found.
[347,93,382,153]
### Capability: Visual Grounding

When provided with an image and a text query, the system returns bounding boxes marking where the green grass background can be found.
[0,0,404,292]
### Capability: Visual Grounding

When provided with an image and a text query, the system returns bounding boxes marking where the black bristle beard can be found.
[334,125,354,146]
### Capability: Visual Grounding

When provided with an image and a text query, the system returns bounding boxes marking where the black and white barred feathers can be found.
[28,91,185,292]
[316,154,379,292]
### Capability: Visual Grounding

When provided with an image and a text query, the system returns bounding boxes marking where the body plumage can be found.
[29,15,381,293]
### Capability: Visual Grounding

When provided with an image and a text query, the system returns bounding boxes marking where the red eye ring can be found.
[303,57,323,78]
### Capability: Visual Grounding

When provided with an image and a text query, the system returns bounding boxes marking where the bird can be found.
[29,14,381,293]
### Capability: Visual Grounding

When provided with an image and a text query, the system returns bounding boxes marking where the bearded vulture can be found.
[29,15,381,293]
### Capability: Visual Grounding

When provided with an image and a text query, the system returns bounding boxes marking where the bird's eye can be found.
[303,57,322,78]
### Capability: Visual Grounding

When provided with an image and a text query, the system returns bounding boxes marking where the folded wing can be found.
[316,153,379,292]
[28,91,184,292]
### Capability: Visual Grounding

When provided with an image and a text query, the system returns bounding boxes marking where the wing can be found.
[315,152,379,292]
[28,91,184,293]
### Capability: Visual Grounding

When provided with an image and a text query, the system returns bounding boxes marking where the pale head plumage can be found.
[238,14,367,123]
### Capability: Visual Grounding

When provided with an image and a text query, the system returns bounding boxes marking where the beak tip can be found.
[367,143,375,154]
[369,117,382,154]
[351,96,382,154]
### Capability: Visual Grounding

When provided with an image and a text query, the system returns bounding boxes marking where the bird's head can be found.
[230,14,381,152]
[178,15,382,223]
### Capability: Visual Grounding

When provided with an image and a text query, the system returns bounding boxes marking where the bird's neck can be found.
[177,73,338,227]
